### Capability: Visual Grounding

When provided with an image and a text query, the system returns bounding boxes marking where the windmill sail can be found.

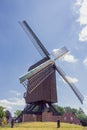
[52,46,69,60]
[19,59,54,83]
[19,20,50,59]
[55,65,84,104]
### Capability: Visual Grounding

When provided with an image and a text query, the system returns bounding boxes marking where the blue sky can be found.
[0,0,87,116]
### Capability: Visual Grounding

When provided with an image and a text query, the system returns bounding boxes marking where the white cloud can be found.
[77,0,87,25]
[0,98,25,107]
[61,75,78,84]
[52,48,78,63]
[10,90,21,96]
[79,26,87,41]
[75,0,87,41]
[75,0,83,6]
[63,53,78,63]
[0,98,25,116]
[0,90,25,116]
[65,76,78,83]
[83,57,87,66]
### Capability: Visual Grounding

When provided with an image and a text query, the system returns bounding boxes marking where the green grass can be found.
[0,122,86,130]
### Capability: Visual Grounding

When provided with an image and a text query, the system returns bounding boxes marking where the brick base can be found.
[22,112,60,122]
[22,114,42,122]
[22,112,81,125]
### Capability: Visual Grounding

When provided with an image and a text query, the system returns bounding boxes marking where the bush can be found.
[77,114,87,126]
[2,117,7,125]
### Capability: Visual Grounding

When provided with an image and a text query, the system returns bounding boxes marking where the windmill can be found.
[19,20,84,115]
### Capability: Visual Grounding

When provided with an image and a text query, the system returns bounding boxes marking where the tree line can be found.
[53,105,87,126]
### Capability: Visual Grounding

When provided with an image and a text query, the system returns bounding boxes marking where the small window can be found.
[70,116,73,121]
[64,116,67,121]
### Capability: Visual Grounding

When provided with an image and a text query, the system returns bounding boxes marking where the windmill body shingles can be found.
[24,58,57,103]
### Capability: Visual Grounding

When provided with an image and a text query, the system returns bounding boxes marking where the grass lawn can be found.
[0,122,86,130]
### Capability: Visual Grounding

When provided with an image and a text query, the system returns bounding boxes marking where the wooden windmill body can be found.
[25,57,57,104]
[19,21,84,115]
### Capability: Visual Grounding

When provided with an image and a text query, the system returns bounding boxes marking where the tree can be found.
[53,104,64,115]
[0,106,6,126]
[78,108,84,115]
[77,113,87,126]
[14,110,22,117]
[0,106,5,119]
[5,110,11,121]
[71,108,78,115]
[64,106,72,113]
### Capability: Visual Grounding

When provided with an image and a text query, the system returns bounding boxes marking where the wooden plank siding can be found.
[24,58,57,103]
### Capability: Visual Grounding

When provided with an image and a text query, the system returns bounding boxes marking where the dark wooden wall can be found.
[24,58,57,103]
